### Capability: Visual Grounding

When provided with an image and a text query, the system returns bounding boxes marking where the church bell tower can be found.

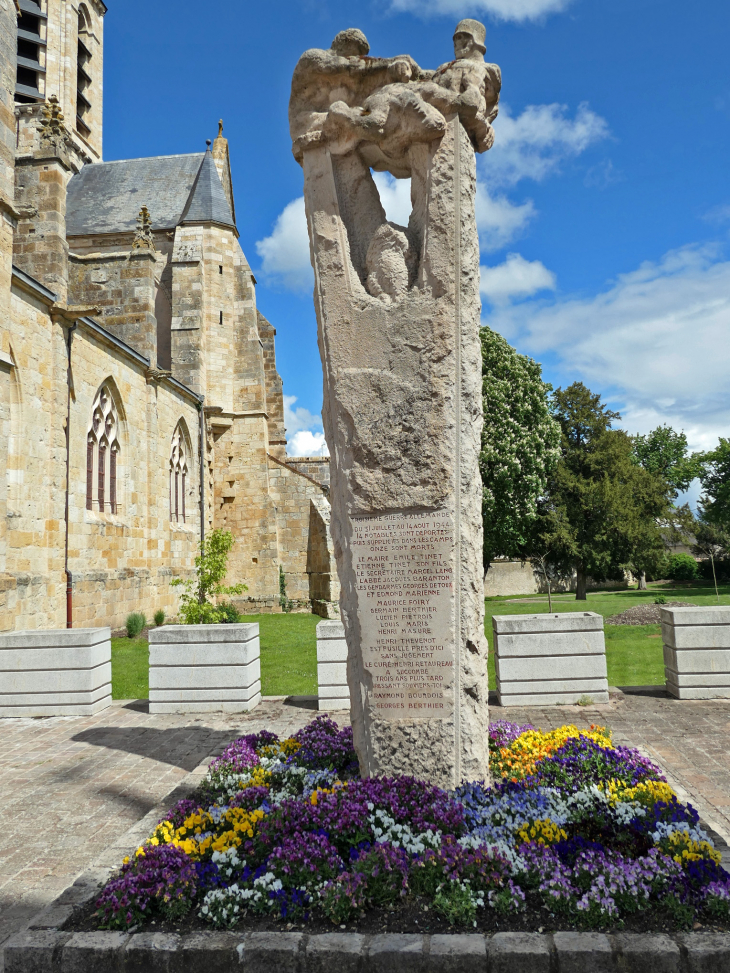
[14,0,106,163]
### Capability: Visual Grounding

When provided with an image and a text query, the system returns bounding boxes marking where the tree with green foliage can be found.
[479,327,560,572]
[541,383,670,600]
[171,528,247,624]
[697,438,730,532]
[631,425,700,494]
[630,425,703,587]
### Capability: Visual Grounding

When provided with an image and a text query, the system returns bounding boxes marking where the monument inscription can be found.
[352,510,455,719]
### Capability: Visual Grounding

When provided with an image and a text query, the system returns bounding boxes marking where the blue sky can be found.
[103,0,730,472]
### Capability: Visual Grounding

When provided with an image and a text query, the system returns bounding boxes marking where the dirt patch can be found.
[63,890,729,937]
[606,602,697,625]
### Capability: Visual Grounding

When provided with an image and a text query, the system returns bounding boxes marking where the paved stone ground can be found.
[0,696,346,961]
[1,690,729,965]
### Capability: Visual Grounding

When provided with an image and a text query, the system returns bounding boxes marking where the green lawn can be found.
[111,581,730,700]
[111,636,149,699]
[240,612,319,696]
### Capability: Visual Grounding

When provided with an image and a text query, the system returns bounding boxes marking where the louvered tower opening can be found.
[76,5,92,137]
[15,0,46,104]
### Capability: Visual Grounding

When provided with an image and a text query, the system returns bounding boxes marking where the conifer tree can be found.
[544,383,669,600]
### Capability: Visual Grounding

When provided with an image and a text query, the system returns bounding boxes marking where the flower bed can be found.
[91,715,730,933]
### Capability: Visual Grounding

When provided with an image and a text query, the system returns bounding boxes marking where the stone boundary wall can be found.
[493,612,609,706]
[661,605,730,700]
[149,623,261,714]
[484,561,633,598]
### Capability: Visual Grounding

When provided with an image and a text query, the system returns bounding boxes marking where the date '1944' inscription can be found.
[352,509,455,720]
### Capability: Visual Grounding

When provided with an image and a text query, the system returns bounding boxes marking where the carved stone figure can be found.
[365,222,416,304]
[291,23,499,788]
[291,20,501,176]
[289,28,420,165]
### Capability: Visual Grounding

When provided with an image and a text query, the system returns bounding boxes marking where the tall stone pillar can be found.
[291,23,501,788]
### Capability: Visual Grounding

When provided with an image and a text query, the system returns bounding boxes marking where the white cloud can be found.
[480,253,556,304]
[703,203,730,225]
[485,102,610,188]
[372,171,413,226]
[486,245,730,452]
[283,395,330,457]
[476,183,536,251]
[283,394,321,436]
[255,197,312,292]
[475,102,608,249]
[388,0,575,24]
[288,430,330,457]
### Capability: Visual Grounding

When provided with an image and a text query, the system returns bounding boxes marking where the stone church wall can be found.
[69,249,158,364]
[66,324,201,630]
[2,280,66,630]
[1,0,339,633]
[0,274,201,632]
[210,414,281,608]
[267,455,333,606]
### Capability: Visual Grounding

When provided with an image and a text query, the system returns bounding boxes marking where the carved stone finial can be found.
[132,205,156,251]
[38,95,69,149]
[218,119,224,138]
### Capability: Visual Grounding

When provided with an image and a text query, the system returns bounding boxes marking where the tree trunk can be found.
[638,570,647,590]
[576,564,587,601]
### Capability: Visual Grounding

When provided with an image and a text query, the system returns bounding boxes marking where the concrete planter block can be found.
[0,627,112,717]
[317,619,349,711]
[148,624,260,714]
[661,606,730,699]
[493,613,608,707]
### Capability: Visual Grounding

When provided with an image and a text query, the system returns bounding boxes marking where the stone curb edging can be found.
[5,927,730,972]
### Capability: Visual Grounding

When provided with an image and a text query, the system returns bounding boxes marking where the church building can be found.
[0,0,338,632]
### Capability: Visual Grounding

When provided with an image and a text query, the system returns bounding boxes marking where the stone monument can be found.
[290,21,501,788]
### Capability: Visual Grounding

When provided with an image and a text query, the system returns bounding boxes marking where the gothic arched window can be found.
[86,385,120,513]
[170,423,189,523]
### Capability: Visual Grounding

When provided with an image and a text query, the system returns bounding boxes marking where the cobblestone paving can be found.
[1,690,729,963]
[0,696,347,959]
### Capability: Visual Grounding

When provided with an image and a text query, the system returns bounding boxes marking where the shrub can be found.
[153,609,165,627]
[279,565,293,613]
[216,601,241,624]
[667,553,699,581]
[125,612,146,638]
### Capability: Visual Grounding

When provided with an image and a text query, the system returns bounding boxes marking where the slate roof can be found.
[66,151,236,236]
[180,151,236,228]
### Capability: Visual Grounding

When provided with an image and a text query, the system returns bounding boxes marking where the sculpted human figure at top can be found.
[288,28,421,164]
[289,20,501,173]
[425,19,502,153]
